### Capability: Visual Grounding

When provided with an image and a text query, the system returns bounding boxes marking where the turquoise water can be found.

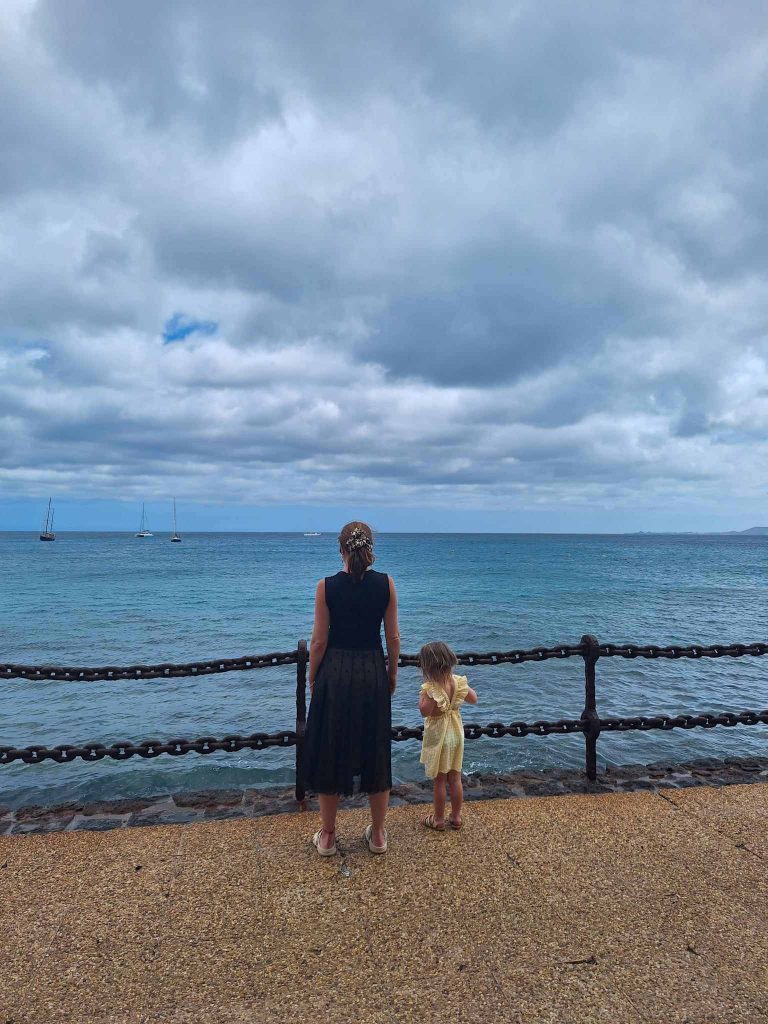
[1,531,767,808]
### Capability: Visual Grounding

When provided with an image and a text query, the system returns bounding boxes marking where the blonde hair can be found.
[419,641,458,682]
[338,521,375,583]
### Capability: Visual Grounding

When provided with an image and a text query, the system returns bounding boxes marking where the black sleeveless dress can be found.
[304,569,392,795]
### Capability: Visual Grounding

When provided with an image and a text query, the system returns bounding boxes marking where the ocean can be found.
[1,531,766,809]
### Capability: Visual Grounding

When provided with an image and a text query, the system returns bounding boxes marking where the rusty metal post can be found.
[295,638,308,806]
[580,634,601,781]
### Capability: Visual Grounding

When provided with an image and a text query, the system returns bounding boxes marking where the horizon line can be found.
[0,529,764,537]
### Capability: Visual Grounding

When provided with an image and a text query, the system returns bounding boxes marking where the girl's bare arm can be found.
[383,576,400,694]
[419,692,440,717]
[464,686,478,705]
[308,580,329,691]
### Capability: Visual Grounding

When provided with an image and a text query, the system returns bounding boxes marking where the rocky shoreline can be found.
[2,754,767,835]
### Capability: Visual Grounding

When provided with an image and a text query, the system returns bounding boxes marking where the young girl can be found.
[418,641,478,831]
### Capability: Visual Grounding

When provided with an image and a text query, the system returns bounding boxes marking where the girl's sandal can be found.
[448,817,463,830]
[312,828,337,857]
[422,813,445,832]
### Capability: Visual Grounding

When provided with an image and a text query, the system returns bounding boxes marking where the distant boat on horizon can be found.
[171,498,181,543]
[39,497,56,542]
[303,531,321,536]
[135,504,153,538]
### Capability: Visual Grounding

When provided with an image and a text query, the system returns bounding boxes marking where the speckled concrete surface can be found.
[1,784,766,1023]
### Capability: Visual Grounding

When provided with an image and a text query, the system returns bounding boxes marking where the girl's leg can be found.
[318,793,339,850]
[368,789,390,848]
[447,771,463,826]
[433,773,447,825]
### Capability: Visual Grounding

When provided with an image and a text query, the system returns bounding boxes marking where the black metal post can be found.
[580,634,601,781]
[295,638,308,805]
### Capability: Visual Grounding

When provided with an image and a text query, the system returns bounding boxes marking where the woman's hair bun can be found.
[339,521,375,582]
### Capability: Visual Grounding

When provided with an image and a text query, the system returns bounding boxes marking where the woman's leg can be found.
[432,773,447,825]
[447,770,463,825]
[318,793,339,850]
[368,789,390,847]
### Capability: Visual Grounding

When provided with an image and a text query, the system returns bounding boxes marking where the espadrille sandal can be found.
[312,828,336,856]
[364,823,388,854]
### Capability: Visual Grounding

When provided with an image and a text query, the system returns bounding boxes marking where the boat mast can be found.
[173,498,177,535]
[42,497,52,534]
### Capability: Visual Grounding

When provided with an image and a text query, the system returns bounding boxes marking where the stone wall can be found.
[2,755,767,835]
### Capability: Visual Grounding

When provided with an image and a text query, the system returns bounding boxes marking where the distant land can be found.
[629,527,768,536]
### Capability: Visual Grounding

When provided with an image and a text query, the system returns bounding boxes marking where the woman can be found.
[304,521,400,855]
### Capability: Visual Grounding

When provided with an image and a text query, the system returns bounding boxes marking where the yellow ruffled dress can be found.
[419,674,470,779]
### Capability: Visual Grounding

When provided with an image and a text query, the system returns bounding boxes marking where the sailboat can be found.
[170,498,181,542]
[39,498,56,541]
[135,503,153,538]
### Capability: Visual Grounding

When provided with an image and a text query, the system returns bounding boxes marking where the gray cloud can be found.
[1,0,768,520]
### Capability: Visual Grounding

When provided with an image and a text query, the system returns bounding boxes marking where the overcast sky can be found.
[2,1,768,532]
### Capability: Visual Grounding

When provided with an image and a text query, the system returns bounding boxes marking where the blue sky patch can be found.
[162,313,218,343]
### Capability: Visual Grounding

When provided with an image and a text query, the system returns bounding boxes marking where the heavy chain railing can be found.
[600,711,768,731]
[0,650,299,682]
[3,636,767,800]
[0,720,591,766]
[0,643,583,682]
[390,719,586,741]
[0,732,298,765]
[597,641,768,660]
[4,640,767,683]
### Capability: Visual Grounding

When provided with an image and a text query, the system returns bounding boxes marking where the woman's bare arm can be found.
[383,575,400,695]
[308,579,329,691]
[464,686,478,705]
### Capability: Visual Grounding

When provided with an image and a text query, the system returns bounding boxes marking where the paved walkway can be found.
[1,783,767,1023]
